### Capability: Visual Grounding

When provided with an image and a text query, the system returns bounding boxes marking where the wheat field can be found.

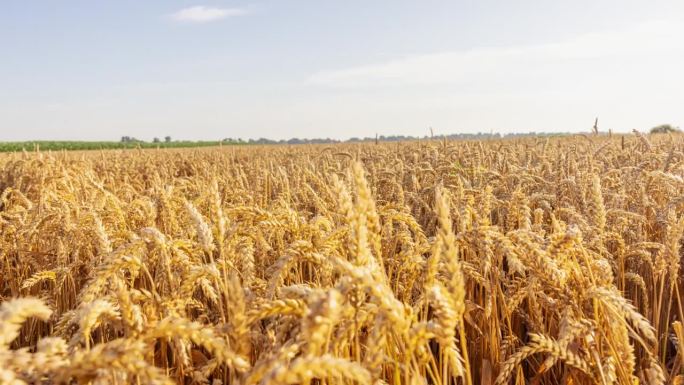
[1,134,683,385]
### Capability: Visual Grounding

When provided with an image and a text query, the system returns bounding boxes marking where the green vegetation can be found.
[0,140,239,152]
[0,131,581,153]
[650,124,680,134]
[0,131,578,152]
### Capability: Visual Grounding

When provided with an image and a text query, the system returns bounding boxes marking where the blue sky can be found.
[1,1,684,141]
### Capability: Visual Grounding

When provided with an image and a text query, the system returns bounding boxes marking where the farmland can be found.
[0,141,236,153]
[1,134,683,385]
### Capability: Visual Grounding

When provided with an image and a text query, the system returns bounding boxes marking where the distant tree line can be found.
[117,132,572,146]
[118,125,680,147]
[223,131,571,145]
[123,136,174,143]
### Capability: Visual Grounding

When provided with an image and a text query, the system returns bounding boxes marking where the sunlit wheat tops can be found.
[1,132,684,384]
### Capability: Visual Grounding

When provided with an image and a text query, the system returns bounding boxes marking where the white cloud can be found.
[169,6,247,23]
[308,20,684,89]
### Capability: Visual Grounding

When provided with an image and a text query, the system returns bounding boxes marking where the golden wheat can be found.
[1,134,683,384]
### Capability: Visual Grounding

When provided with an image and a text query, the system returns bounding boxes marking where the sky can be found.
[1,1,684,141]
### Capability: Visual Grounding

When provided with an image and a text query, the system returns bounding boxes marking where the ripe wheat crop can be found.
[1,134,684,385]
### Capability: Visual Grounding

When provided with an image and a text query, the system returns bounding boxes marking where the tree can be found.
[165,136,172,143]
[650,124,680,134]
[121,136,141,143]
[153,137,161,143]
